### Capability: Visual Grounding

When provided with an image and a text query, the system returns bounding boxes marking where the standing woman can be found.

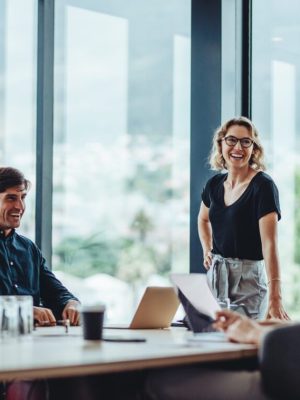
[198,116,289,320]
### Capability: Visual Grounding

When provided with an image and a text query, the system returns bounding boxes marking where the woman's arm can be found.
[259,212,289,320]
[198,201,213,270]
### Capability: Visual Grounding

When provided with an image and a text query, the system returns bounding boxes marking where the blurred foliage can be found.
[289,270,300,315]
[125,163,173,202]
[294,169,300,264]
[53,137,183,283]
[289,168,300,314]
[54,233,120,278]
[131,209,153,242]
[54,209,172,282]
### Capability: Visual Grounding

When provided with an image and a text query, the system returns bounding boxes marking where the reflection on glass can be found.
[53,0,191,322]
[252,0,300,317]
[0,0,37,238]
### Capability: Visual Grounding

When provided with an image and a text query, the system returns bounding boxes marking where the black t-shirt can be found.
[201,172,281,260]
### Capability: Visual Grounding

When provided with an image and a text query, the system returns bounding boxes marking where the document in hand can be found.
[170,273,222,333]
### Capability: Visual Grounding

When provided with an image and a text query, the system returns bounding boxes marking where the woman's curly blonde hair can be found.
[209,116,266,171]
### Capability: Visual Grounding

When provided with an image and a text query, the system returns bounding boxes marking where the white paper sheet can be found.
[170,273,221,319]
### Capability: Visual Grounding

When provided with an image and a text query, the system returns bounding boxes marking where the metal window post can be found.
[35,0,55,267]
[190,0,222,272]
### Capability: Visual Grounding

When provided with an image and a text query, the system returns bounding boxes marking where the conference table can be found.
[0,325,257,382]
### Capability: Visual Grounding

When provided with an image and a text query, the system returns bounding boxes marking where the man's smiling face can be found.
[0,185,27,235]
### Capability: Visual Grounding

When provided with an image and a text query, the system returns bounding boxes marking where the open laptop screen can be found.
[170,273,221,333]
[177,289,216,333]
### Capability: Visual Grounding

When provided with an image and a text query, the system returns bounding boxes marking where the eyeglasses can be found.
[220,136,254,148]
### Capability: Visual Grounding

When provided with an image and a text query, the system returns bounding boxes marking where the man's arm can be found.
[39,255,80,325]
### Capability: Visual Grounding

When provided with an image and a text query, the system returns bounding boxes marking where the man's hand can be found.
[33,306,56,325]
[213,309,263,345]
[62,300,80,326]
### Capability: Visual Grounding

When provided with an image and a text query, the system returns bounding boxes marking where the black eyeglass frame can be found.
[219,135,254,148]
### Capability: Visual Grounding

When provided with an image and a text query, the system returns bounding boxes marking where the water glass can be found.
[16,296,33,335]
[0,297,3,336]
[217,297,231,309]
[0,296,19,339]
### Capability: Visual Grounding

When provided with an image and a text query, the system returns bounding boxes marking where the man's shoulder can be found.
[13,232,39,250]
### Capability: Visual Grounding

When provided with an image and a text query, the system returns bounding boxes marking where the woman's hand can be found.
[203,250,212,270]
[266,297,290,320]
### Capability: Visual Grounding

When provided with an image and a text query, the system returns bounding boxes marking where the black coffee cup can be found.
[81,304,106,340]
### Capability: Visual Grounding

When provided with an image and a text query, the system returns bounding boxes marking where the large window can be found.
[53,0,191,322]
[252,0,300,317]
[0,0,37,239]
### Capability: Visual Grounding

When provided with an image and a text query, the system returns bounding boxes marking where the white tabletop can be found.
[0,326,257,381]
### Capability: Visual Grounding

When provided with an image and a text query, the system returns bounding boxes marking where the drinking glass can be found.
[16,296,33,335]
[0,296,19,339]
[0,297,3,336]
[217,297,231,309]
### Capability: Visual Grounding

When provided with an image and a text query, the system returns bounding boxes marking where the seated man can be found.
[0,166,80,399]
[145,310,294,400]
[0,166,80,325]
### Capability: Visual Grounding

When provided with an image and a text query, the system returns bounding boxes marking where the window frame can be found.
[35,0,249,272]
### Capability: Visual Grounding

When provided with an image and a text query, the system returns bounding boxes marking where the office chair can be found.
[259,323,300,400]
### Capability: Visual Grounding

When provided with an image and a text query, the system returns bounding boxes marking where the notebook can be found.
[105,286,180,330]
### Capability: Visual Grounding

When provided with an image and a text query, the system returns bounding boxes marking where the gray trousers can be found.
[145,366,271,400]
[207,255,268,319]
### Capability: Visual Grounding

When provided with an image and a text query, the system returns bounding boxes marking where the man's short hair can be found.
[0,167,31,193]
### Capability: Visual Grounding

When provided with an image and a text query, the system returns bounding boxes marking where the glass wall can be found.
[0,0,37,238]
[53,0,191,322]
[252,0,300,317]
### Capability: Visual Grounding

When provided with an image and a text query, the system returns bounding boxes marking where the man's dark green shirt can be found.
[0,229,78,318]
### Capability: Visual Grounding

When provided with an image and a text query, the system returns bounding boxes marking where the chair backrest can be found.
[6,380,47,400]
[259,323,300,400]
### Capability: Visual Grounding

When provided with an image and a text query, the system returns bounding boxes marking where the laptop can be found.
[170,273,227,341]
[105,286,180,330]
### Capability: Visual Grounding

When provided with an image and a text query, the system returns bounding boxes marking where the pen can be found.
[103,337,146,343]
[57,319,70,333]
[34,319,69,326]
